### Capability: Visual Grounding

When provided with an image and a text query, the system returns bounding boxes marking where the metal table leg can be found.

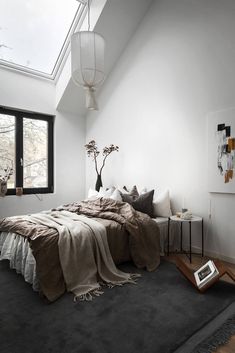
[189,220,192,263]
[202,218,204,257]
[167,217,170,256]
[180,222,183,252]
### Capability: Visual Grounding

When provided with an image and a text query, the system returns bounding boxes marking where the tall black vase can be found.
[95,174,103,192]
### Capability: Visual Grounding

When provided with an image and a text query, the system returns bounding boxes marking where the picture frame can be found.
[194,260,219,289]
[207,108,235,193]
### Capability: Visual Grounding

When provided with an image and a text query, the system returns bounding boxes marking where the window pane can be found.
[0,115,15,188]
[23,118,48,188]
[0,0,80,74]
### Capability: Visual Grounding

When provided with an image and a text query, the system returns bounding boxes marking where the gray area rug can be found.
[0,259,235,353]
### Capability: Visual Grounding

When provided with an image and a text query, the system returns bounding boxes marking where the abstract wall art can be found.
[208,109,235,193]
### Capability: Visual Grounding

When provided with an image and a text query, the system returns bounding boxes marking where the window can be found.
[0,0,87,80]
[0,107,54,195]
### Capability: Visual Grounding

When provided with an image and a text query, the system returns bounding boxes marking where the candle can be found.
[182,197,187,213]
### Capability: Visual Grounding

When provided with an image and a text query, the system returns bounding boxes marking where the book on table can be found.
[194,260,219,289]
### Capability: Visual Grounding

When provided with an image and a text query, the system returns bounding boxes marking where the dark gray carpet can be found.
[0,259,235,353]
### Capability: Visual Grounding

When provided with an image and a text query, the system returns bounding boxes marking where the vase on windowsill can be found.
[0,167,13,197]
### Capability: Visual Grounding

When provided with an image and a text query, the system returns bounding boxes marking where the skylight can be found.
[0,0,86,79]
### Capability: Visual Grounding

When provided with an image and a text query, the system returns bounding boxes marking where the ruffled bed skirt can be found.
[0,232,39,291]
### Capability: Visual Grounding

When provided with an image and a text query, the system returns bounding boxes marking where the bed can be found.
[0,198,161,302]
[0,218,172,290]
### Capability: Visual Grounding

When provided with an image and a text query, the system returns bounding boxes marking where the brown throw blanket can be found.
[0,198,160,301]
[60,198,161,272]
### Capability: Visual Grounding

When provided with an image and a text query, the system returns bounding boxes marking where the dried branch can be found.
[85,140,119,176]
[0,166,13,182]
[0,129,15,134]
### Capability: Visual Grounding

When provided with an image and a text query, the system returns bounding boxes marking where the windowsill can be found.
[6,188,54,196]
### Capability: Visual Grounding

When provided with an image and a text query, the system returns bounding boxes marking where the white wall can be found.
[54,110,85,207]
[0,68,55,115]
[86,0,235,262]
[0,68,86,217]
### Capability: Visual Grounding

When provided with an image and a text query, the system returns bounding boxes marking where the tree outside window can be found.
[0,108,54,195]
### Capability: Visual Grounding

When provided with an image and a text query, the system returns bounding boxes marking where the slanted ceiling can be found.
[56,0,154,116]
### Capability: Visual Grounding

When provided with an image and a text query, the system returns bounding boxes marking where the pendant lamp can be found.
[71,0,105,110]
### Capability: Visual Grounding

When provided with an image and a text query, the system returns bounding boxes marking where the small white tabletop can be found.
[170,215,202,222]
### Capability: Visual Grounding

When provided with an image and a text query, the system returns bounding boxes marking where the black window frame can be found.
[0,106,54,195]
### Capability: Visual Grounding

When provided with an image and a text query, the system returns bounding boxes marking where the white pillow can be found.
[88,187,122,202]
[110,188,122,201]
[153,190,172,218]
[99,187,122,201]
[139,187,148,195]
[117,185,129,194]
[98,187,113,198]
[87,188,99,199]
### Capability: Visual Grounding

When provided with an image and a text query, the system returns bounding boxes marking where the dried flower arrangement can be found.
[0,166,13,182]
[0,166,13,196]
[85,140,119,191]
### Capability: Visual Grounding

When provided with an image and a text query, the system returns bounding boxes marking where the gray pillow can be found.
[123,185,139,200]
[122,189,154,217]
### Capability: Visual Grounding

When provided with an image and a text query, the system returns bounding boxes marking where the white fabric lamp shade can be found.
[71,31,105,110]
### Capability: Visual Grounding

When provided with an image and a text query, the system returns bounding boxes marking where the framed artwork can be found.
[207,108,235,193]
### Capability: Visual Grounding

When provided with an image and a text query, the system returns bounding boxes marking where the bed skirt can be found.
[0,232,39,291]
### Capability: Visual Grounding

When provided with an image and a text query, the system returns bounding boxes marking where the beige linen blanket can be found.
[23,210,138,300]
